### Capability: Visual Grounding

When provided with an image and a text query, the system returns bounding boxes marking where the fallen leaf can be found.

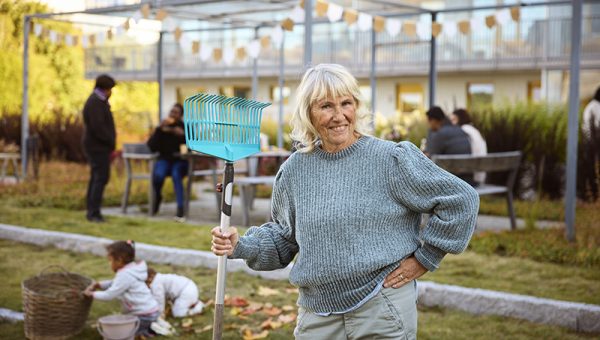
[264,302,273,309]
[230,307,243,316]
[257,286,281,296]
[194,325,212,333]
[181,318,193,328]
[243,329,270,340]
[278,313,297,324]
[225,296,249,307]
[263,306,282,317]
[261,318,283,330]
[285,287,299,294]
[282,305,295,312]
[241,302,264,315]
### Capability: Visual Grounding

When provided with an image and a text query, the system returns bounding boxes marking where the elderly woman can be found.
[211,64,479,339]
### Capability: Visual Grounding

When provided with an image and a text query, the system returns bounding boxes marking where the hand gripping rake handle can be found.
[213,161,234,340]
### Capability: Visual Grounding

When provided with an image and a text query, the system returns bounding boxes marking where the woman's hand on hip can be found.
[383,256,428,289]
[211,226,239,256]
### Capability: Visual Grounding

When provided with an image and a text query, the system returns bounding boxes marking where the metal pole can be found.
[277,35,285,149]
[158,31,164,122]
[565,0,582,242]
[21,16,30,180]
[370,27,377,132]
[304,0,313,68]
[428,12,437,109]
[252,27,259,100]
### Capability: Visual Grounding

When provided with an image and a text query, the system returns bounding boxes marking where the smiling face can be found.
[310,95,358,153]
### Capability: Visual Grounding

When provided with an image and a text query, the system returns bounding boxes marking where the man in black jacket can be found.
[147,103,188,221]
[82,74,116,222]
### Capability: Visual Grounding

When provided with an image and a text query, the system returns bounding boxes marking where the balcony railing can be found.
[84,16,600,80]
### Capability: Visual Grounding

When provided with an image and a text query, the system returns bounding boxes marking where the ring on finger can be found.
[399,274,405,281]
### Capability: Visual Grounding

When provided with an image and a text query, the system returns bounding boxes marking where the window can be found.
[467,83,494,111]
[527,80,542,103]
[396,84,424,114]
[270,86,291,105]
[219,86,251,99]
[359,86,372,111]
[176,86,206,104]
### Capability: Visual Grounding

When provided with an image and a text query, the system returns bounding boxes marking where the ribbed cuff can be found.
[229,236,260,261]
[414,243,446,272]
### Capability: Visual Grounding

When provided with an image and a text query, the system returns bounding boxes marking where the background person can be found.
[147,103,188,222]
[146,267,205,318]
[451,108,488,185]
[211,64,479,340]
[82,74,116,223]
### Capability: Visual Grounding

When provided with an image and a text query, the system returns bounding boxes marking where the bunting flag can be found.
[82,35,89,48]
[49,30,57,43]
[236,46,247,60]
[200,45,213,61]
[174,27,183,42]
[357,12,372,31]
[495,9,511,25]
[315,0,328,17]
[155,9,168,21]
[385,18,401,37]
[192,41,200,54]
[72,35,79,46]
[212,48,222,62]
[510,7,520,22]
[444,21,457,37]
[327,2,343,22]
[485,15,496,29]
[343,8,358,26]
[403,21,416,37]
[416,20,431,40]
[470,17,484,32]
[458,20,470,35]
[373,16,385,33]
[271,25,284,47]
[247,39,261,58]
[431,22,442,37]
[141,3,151,19]
[123,18,131,30]
[33,24,42,36]
[290,5,305,23]
[107,28,113,40]
[281,18,294,31]
[89,34,96,46]
[260,36,271,48]
[223,48,235,65]
[132,10,142,23]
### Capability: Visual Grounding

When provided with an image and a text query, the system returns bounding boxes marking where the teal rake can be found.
[183,93,270,340]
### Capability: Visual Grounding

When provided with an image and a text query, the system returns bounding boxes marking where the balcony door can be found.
[396,84,424,115]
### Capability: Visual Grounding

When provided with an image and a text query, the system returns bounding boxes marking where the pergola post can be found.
[252,27,259,100]
[304,0,313,68]
[428,12,437,109]
[277,34,285,149]
[565,0,582,242]
[21,15,31,179]
[158,31,164,122]
[370,27,377,131]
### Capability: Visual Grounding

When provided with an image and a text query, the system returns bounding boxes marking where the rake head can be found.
[183,93,271,162]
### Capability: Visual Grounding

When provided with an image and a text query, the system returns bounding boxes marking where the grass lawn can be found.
[0,240,596,340]
[0,205,599,306]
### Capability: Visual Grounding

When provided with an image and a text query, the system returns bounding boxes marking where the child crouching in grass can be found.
[84,240,159,337]
[146,267,204,318]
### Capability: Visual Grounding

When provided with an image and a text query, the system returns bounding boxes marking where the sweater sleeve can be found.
[93,273,130,301]
[150,280,166,315]
[390,141,479,272]
[230,166,299,270]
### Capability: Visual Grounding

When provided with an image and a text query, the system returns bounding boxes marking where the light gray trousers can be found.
[294,281,418,340]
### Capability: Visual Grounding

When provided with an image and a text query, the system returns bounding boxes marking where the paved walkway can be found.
[105,182,564,232]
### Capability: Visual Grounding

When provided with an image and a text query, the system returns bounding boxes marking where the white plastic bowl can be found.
[97,314,139,340]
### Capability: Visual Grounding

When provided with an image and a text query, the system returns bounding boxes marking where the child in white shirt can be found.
[84,240,159,337]
[146,267,204,318]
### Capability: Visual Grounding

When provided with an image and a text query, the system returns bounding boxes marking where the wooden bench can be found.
[432,151,522,230]
[236,176,276,227]
[121,143,158,216]
[0,153,20,183]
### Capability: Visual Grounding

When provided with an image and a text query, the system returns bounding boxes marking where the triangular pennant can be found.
[96,31,105,45]
[82,35,88,48]
[290,5,305,23]
[344,9,358,26]
[57,33,64,44]
[192,41,200,54]
[373,16,385,33]
[247,39,261,58]
[485,15,496,29]
[444,21,457,37]
[49,30,57,43]
[236,46,246,60]
[223,48,235,65]
[174,27,183,42]
[141,3,151,19]
[155,9,167,21]
[470,17,483,32]
[403,21,416,37]
[327,2,343,22]
[315,0,328,17]
[72,35,79,46]
[458,20,470,35]
[495,9,511,25]
[416,21,431,39]
[115,26,124,36]
[272,25,284,47]
[260,36,271,48]
[65,34,73,46]
[200,45,213,61]
[123,18,131,30]
[386,18,401,37]
[107,28,113,40]
[357,13,372,31]
[213,48,222,62]
[89,34,96,46]
[281,18,294,31]
[431,22,442,37]
[132,11,142,23]
[33,24,42,36]
[510,7,520,22]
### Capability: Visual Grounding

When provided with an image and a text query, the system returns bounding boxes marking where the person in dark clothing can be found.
[424,106,474,185]
[147,103,188,221]
[83,74,117,223]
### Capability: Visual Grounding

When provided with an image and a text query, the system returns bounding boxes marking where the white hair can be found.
[290,64,372,153]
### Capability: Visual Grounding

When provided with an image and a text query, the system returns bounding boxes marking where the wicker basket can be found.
[22,266,93,340]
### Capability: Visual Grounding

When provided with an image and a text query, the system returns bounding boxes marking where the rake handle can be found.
[213,162,234,340]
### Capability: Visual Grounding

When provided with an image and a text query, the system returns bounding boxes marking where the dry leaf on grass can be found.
[194,325,212,333]
[278,313,297,324]
[242,329,270,340]
[263,306,283,317]
[225,296,249,307]
[241,302,264,315]
[181,318,193,328]
[282,305,295,312]
[285,287,299,294]
[230,307,243,316]
[260,318,283,330]
[257,286,281,296]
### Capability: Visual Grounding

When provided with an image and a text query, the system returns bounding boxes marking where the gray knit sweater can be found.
[231,136,479,313]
